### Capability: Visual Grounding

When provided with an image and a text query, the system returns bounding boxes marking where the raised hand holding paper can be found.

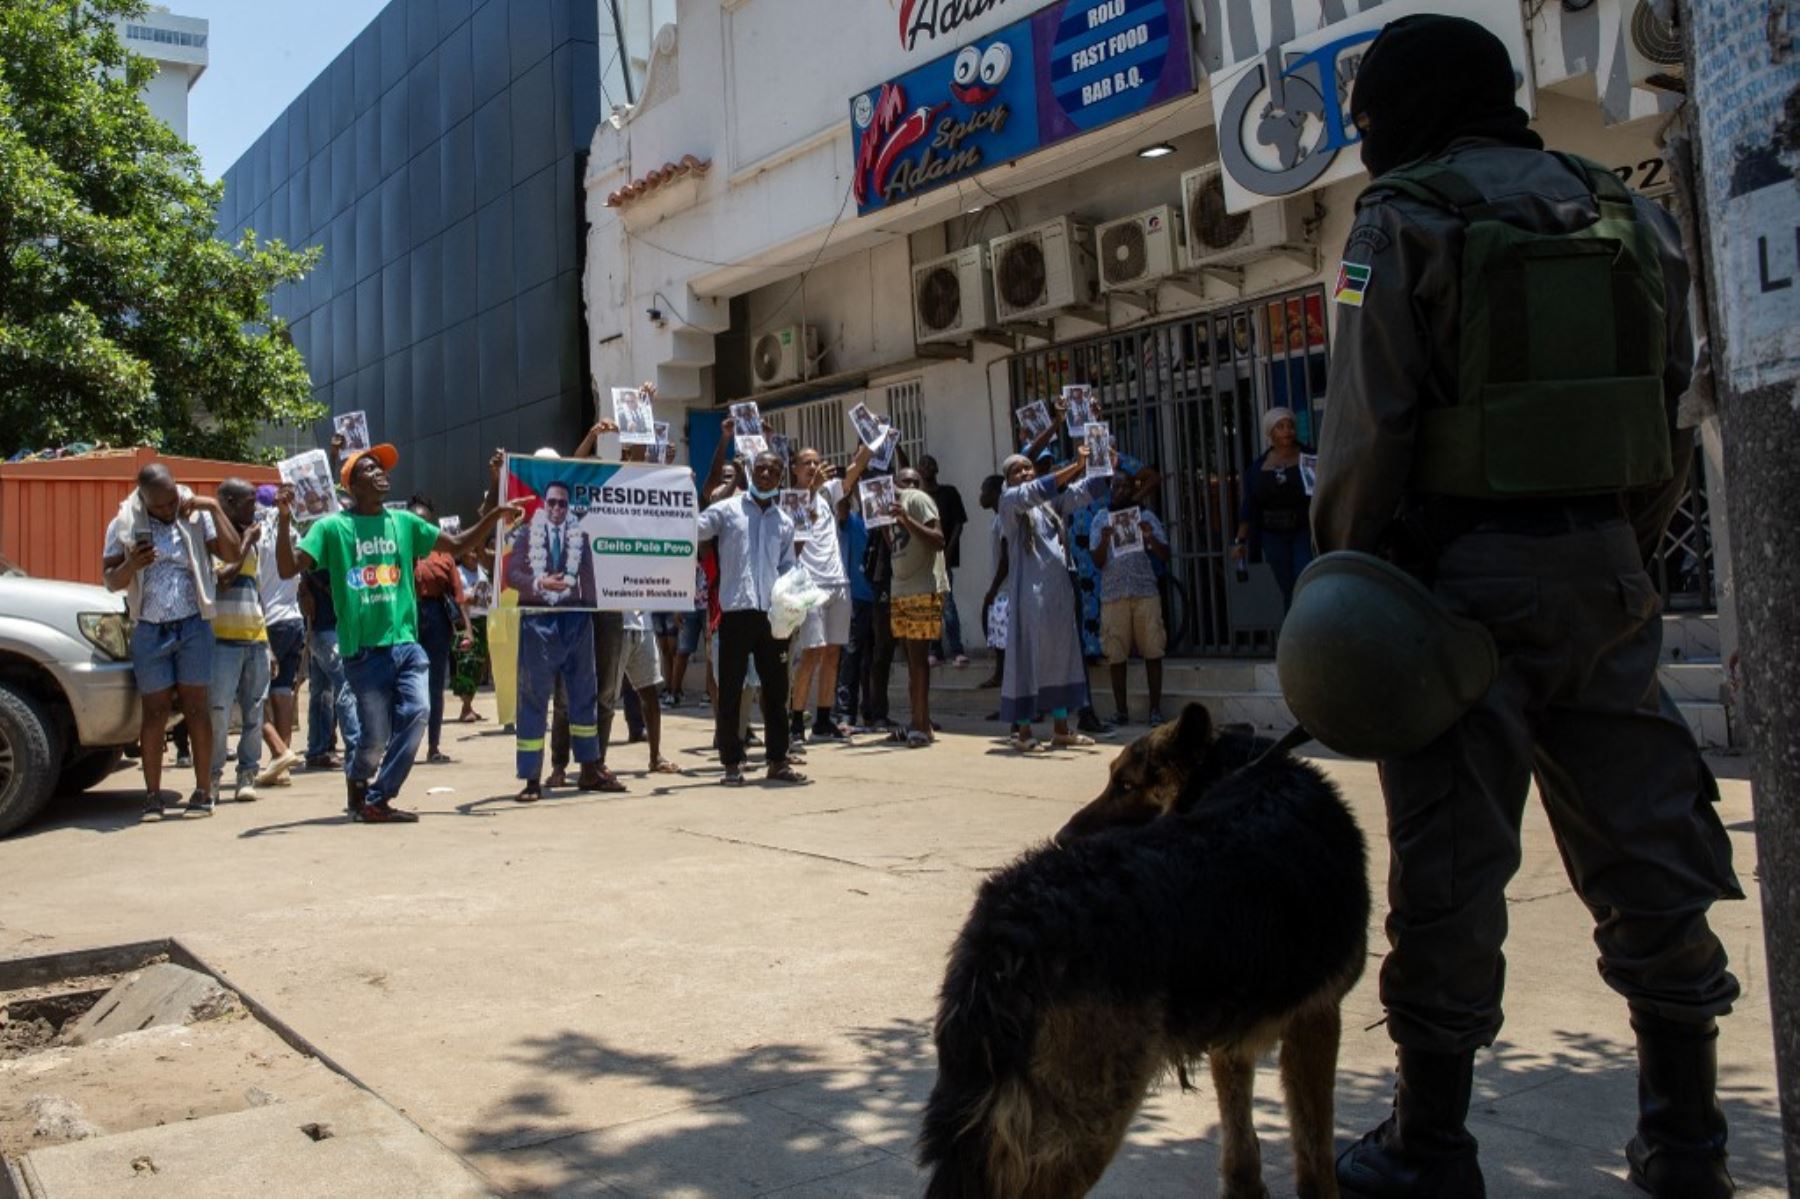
[729,401,767,460]
[780,489,813,540]
[1084,421,1114,479]
[612,387,655,443]
[333,411,371,458]
[860,475,898,528]
[1062,385,1097,435]
[870,417,898,470]
[1016,400,1052,442]
[847,401,888,449]
[278,450,340,522]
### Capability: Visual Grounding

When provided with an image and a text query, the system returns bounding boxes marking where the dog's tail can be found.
[919,913,1041,1197]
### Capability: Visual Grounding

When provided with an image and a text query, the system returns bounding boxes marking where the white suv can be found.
[0,558,140,836]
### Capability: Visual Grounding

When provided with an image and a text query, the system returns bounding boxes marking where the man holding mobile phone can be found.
[103,463,242,817]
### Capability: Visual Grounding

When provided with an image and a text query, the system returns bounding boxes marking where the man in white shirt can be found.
[698,430,803,786]
[786,444,873,743]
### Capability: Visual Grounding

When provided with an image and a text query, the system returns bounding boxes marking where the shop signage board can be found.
[851,0,1196,216]
[1206,0,1532,213]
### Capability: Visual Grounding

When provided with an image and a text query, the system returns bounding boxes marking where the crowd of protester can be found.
[104,384,1237,818]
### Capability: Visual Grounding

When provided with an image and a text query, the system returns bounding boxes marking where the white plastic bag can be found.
[769,569,827,639]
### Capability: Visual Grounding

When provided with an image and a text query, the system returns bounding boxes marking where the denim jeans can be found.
[1261,528,1316,612]
[210,638,270,789]
[937,567,965,659]
[417,597,454,753]
[306,629,360,762]
[343,642,430,804]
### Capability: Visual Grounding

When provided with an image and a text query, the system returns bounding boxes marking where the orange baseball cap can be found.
[340,443,399,489]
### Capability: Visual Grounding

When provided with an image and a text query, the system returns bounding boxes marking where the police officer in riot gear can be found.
[1312,15,1741,1199]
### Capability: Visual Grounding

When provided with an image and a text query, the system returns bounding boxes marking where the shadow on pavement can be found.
[459,1023,1785,1197]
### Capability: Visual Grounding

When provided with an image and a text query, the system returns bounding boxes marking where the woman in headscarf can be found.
[996,444,1108,752]
[1233,406,1316,611]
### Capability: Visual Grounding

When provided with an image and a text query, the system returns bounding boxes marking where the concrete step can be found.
[1661,612,1721,663]
[892,655,1734,749]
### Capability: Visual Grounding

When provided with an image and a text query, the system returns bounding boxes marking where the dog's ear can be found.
[1174,702,1214,756]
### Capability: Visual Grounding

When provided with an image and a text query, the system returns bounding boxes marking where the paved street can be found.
[0,706,1781,1197]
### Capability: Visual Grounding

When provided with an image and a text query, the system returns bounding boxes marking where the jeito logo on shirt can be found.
[357,535,399,557]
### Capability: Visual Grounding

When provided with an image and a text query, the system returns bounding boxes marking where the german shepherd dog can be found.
[920,704,1369,1198]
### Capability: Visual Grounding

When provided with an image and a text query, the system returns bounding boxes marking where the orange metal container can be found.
[0,448,280,587]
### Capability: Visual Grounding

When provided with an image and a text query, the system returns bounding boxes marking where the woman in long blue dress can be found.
[997,445,1106,751]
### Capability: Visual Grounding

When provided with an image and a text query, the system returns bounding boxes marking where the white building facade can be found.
[116,6,209,142]
[582,0,1719,666]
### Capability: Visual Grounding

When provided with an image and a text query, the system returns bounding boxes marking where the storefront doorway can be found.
[1007,285,1331,657]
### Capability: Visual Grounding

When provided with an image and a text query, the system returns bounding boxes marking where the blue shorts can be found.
[267,620,306,694]
[131,614,215,695]
[678,610,705,656]
[651,611,681,638]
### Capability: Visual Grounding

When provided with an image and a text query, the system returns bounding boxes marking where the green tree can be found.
[0,0,320,461]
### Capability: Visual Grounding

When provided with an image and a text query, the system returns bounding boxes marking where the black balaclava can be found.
[1350,14,1543,179]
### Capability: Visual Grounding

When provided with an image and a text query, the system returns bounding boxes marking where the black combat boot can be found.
[1626,1010,1733,1198]
[1338,1047,1485,1199]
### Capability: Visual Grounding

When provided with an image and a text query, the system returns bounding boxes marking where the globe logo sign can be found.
[1216,30,1379,203]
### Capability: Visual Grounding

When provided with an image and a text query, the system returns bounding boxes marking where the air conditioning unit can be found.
[1624,0,1684,92]
[1096,205,1183,293]
[912,246,995,345]
[989,217,1098,323]
[751,324,817,391]
[1182,166,1309,269]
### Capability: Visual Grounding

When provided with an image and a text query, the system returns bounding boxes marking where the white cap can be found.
[533,447,560,459]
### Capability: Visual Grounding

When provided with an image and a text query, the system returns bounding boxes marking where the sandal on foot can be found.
[1052,733,1096,749]
[906,729,932,748]
[1011,736,1048,754]
[766,763,810,784]
[649,759,685,775]
[577,767,628,793]
[721,769,748,787]
[516,781,542,803]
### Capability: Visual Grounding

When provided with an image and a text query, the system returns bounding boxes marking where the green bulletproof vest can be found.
[1368,152,1673,499]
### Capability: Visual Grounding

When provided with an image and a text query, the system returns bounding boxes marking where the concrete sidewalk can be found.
[0,705,1779,1196]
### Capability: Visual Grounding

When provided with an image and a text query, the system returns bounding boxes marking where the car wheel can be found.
[0,683,62,837]
[57,746,127,796]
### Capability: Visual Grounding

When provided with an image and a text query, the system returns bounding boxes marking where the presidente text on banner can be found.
[498,456,698,613]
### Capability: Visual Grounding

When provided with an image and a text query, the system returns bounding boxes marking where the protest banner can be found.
[498,455,698,612]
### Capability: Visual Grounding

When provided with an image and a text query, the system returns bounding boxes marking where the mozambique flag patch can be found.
[1333,261,1372,307]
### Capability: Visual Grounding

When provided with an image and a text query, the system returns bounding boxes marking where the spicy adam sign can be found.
[852,0,1195,216]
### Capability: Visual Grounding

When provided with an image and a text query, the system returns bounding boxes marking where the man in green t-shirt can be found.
[886,467,948,748]
[275,444,520,823]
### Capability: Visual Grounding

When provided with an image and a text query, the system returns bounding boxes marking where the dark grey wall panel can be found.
[475,193,513,314]
[222,0,599,518]
[472,91,510,208]
[440,118,475,228]
[510,0,554,78]
[509,58,555,186]
[471,2,509,107]
[512,166,556,295]
[441,215,477,329]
